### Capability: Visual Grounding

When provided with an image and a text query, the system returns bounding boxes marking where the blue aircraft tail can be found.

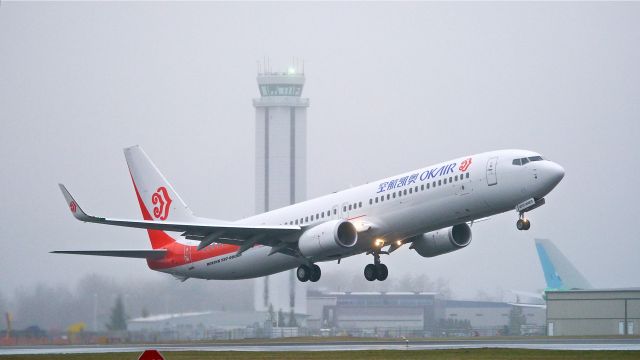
[535,238,592,291]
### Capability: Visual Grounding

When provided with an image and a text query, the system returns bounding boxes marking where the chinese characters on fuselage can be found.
[376,158,472,193]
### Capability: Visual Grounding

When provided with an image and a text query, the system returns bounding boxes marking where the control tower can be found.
[253,64,309,316]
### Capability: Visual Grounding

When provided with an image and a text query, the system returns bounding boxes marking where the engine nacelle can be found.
[298,220,357,258]
[411,223,472,258]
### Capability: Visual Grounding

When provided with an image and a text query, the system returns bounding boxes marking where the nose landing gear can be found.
[515,198,545,231]
[364,252,388,281]
[516,213,531,231]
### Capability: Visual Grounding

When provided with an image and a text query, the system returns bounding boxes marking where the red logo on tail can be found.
[459,158,472,172]
[152,187,172,221]
[69,201,77,213]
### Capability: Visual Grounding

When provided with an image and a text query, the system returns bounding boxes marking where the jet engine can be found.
[298,220,357,258]
[410,223,472,258]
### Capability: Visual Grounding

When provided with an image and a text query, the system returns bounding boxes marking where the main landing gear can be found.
[364,252,388,281]
[516,213,531,231]
[297,264,321,282]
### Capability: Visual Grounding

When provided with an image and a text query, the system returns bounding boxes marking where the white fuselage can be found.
[159,149,564,280]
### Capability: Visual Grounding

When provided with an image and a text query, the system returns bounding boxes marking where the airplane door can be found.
[486,157,498,186]
[184,246,192,263]
[456,175,473,196]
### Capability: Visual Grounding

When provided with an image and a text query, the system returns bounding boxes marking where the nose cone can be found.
[545,161,565,188]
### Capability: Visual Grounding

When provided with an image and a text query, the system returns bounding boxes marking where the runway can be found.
[1,338,640,355]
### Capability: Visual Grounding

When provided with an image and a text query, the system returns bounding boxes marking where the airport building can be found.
[307,291,545,337]
[252,64,309,316]
[445,300,545,336]
[546,289,640,336]
[122,291,547,340]
[307,291,445,337]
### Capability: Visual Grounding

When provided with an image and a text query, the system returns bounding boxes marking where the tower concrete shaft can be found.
[253,67,309,316]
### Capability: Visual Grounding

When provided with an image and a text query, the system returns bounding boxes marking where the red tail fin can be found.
[131,175,176,249]
[124,145,198,249]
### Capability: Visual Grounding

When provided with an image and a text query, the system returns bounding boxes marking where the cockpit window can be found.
[513,156,545,166]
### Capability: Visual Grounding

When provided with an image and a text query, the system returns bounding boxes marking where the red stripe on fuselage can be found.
[147,242,240,270]
[347,215,366,221]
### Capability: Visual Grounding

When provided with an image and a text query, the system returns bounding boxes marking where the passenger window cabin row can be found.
[369,172,470,205]
[284,207,340,226]
[282,172,471,227]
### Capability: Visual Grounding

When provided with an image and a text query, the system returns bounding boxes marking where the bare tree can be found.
[5,273,256,330]
[13,283,79,330]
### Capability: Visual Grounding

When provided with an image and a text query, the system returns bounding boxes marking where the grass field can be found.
[2,349,640,360]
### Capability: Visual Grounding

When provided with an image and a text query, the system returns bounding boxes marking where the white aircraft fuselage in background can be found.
[56,148,564,283]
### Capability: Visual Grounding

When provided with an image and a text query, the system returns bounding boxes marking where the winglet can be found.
[58,184,92,222]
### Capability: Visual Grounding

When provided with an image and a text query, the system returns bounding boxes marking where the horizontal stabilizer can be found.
[51,249,167,259]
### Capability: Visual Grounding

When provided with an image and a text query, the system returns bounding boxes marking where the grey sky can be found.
[1,2,639,299]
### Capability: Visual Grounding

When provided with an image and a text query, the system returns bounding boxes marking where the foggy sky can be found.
[1,2,639,300]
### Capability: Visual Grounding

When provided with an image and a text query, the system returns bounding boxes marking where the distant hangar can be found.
[546,289,640,336]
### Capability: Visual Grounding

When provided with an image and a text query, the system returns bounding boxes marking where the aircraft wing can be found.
[59,184,301,251]
[51,249,167,259]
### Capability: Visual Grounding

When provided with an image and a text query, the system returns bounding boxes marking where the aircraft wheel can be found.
[376,264,388,281]
[310,264,321,282]
[516,219,525,230]
[523,219,531,230]
[297,265,310,282]
[364,264,377,281]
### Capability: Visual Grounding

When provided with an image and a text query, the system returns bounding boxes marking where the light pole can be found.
[93,293,98,332]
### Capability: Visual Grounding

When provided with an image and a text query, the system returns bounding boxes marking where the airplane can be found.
[53,146,565,283]
[511,238,592,307]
